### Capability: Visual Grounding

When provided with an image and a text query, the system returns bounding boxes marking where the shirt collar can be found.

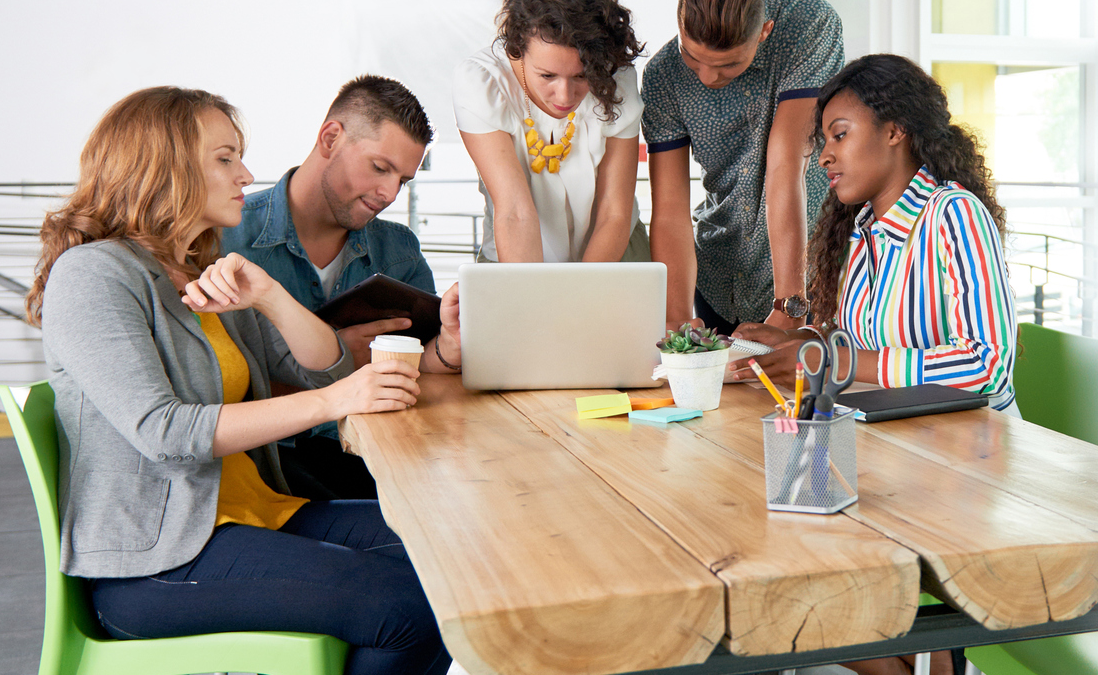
[251,167,370,259]
[851,165,938,243]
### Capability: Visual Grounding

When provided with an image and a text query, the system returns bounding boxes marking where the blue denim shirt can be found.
[221,167,436,440]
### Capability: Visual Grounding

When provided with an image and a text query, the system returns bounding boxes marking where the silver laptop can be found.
[458,263,667,390]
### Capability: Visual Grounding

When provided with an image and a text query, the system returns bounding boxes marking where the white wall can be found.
[0,0,863,184]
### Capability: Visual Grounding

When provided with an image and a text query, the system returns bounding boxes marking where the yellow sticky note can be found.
[576,393,632,419]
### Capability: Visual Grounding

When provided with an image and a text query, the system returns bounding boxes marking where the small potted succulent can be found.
[656,324,733,411]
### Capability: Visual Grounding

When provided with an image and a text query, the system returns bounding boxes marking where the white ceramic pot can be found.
[660,349,730,411]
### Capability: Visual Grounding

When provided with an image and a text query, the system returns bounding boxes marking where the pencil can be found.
[793,363,804,419]
[748,359,791,416]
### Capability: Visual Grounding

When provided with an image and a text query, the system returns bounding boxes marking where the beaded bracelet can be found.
[435,336,461,371]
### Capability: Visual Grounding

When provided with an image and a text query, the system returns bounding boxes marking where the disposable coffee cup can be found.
[370,335,424,370]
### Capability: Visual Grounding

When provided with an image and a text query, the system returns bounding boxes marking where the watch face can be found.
[784,295,809,318]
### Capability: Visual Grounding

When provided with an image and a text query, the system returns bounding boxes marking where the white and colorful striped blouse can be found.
[835,167,1016,410]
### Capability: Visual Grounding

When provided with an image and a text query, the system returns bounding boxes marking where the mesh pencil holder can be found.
[761,409,858,514]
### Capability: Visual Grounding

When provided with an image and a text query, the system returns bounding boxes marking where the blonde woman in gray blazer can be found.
[25,87,455,675]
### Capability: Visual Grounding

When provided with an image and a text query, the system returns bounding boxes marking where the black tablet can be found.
[315,274,442,343]
[836,384,988,422]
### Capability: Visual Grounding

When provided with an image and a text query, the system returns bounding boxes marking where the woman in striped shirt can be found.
[732,53,1017,418]
[730,50,1016,675]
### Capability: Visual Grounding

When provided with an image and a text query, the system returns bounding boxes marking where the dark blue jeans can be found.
[90,501,451,675]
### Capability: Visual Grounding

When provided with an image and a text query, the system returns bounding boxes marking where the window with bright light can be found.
[926,0,1097,336]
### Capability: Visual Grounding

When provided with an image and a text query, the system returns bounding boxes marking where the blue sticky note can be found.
[628,407,703,424]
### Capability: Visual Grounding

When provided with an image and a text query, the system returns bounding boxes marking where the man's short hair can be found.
[678,0,765,50]
[326,74,434,146]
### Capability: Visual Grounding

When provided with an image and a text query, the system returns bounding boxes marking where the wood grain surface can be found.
[340,376,725,675]
[503,387,921,656]
[706,385,1098,630]
[340,375,1098,674]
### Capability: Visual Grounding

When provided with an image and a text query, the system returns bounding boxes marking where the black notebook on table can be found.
[836,384,988,423]
[315,274,441,344]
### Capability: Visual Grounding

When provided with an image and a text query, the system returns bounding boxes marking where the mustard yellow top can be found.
[198,312,308,529]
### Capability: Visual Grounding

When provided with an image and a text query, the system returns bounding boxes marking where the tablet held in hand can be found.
[316,274,442,343]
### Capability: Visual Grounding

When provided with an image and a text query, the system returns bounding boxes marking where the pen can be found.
[793,363,804,419]
[748,359,791,416]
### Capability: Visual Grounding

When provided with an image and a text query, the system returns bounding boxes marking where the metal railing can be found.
[3,179,1096,334]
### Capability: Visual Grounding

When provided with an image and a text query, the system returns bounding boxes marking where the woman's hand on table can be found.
[727,322,806,388]
[325,360,421,416]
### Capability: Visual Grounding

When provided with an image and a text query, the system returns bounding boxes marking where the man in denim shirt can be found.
[223,75,463,499]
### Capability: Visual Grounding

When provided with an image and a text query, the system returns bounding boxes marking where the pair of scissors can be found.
[796,328,857,421]
[783,329,857,505]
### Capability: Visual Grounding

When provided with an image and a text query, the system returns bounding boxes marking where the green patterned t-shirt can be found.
[641,0,844,324]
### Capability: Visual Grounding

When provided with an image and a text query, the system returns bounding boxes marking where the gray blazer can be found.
[41,240,353,578]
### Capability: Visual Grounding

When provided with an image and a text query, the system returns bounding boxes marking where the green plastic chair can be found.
[966,324,1098,675]
[0,382,349,675]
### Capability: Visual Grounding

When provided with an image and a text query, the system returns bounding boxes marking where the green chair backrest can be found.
[1,382,111,675]
[1013,323,1098,445]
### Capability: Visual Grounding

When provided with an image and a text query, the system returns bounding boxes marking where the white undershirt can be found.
[311,243,349,299]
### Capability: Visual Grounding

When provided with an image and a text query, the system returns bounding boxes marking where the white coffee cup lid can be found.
[370,335,424,353]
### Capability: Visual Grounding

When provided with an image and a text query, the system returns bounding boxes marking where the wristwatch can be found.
[773,294,810,319]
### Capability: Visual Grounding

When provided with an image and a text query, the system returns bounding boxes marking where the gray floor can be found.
[0,436,44,675]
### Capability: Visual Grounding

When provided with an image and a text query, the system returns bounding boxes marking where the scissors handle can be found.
[797,339,829,396]
[825,329,857,395]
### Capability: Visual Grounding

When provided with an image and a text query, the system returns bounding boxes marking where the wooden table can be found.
[340,376,1098,675]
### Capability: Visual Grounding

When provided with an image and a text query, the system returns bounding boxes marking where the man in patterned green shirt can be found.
[641,0,843,333]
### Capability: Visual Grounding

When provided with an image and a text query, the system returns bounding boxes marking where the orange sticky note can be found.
[630,397,676,411]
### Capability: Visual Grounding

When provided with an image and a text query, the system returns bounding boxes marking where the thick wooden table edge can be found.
[339,378,727,675]
[501,386,923,656]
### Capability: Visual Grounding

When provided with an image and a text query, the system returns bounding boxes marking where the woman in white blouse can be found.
[453,0,647,263]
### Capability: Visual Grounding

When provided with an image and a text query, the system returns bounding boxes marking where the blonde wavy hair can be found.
[26,86,244,326]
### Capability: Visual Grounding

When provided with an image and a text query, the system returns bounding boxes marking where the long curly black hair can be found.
[807,54,1007,327]
[497,0,644,122]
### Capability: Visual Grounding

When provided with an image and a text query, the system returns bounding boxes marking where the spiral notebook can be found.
[726,338,773,359]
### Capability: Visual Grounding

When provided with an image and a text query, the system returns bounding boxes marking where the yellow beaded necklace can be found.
[518,60,576,174]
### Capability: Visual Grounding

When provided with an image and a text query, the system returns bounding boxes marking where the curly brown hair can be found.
[807,54,1008,327]
[496,0,643,122]
[25,87,243,326]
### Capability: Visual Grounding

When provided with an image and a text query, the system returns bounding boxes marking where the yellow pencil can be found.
[794,363,804,418]
[749,359,791,416]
